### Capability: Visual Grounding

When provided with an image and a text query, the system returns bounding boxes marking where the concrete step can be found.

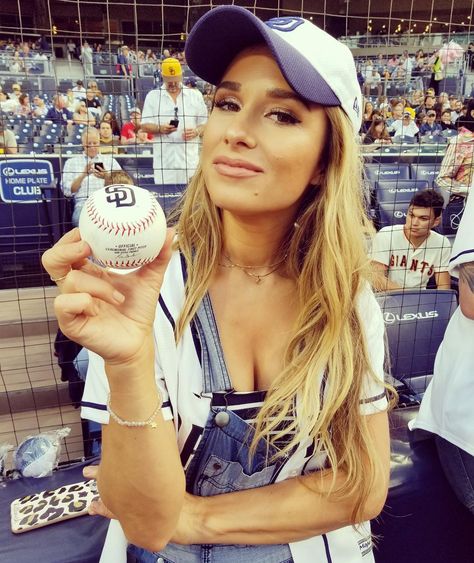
[0,286,58,326]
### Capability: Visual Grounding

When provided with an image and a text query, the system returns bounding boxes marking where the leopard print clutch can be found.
[10,479,99,533]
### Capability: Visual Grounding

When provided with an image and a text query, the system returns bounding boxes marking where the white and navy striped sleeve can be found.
[358,285,389,415]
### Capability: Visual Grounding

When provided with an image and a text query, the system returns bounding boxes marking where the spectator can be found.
[436,98,474,232]
[120,107,152,144]
[66,39,77,61]
[438,92,450,110]
[10,83,22,99]
[416,94,436,117]
[81,41,93,77]
[117,45,132,77]
[102,111,121,137]
[389,108,419,140]
[428,50,443,96]
[140,57,208,188]
[32,95,48,117]
[45,94,73,125]
[0,91,19,113]
[64,88,76,111]
[72,100,96,126]
[362,118,392,145]
[87,80,103,100]
[61,126,122,225]
[103,170,134,186]
[386,98,404,126]
[419,110,443,136]
[371,189,451,291]
[202,83,214,112]
[411,193,474,516]
[72,79,86,101]
[364,68,382,97]
[451,99,463,123]
[0,118,18,154]
[99,120,120,154]
[362,100,374,133]
[410,89,424,109]
[440,109,456,131]
[17,93,31,117]
[85,89,101,119]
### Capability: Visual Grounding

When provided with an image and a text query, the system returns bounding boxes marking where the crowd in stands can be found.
[359,88,469,146]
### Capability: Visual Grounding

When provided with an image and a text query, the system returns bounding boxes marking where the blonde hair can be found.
[172,106,394,523]
[104,170,134,186]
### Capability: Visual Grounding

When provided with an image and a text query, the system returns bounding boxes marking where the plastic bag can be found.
[0,443,13,481]
[13,428,71,478]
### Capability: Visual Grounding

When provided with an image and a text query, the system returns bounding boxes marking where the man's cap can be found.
[403,108,415,119]
[76,80,84,86]
[185,6,362,133]
[185,76,197,87]
[130,107,141,114]
[162,58,182,78]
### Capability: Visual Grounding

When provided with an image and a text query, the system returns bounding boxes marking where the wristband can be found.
[107,393,162,429]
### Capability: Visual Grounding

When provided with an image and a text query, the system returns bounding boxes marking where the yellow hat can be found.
[403,107,415,119]
[162,58,182,78]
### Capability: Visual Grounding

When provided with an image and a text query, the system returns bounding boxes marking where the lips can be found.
[213,156,263,178]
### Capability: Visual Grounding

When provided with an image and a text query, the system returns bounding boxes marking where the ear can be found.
[310,168,322,186]
[432,215,441,228]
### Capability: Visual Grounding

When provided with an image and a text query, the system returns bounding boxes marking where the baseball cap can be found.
[185,6,362,133]
[162,58,182,78]
[403,108,415,119]
[130,107,141,114]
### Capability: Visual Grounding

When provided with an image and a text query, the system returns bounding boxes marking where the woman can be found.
[362,100,374,133]
[102,110,121,137]
[73,100,96,126]
[436,98,474,233]
[42,7,391,563]
[17,93,32,117]
[363,117,392,145]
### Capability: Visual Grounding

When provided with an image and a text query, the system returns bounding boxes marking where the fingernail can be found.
[113,291,125,303]
[83,467,94,478]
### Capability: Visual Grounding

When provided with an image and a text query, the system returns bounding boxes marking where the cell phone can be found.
[10,479,99,534]
[169,119,179,127]
[94,162,104,171]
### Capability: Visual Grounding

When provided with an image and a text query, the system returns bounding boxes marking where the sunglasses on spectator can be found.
[427,113,436,117]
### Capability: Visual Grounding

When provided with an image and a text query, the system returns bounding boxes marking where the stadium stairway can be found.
[0,286,84,468]
[53,59,85,84]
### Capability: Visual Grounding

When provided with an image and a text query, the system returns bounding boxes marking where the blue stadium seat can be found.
[392,135,417,145]
[409,164,440,185]
[420,133,446,145]
[375,179,430,204]
[375,289,457,398]
[441,129,457,139]
[364,163,410,184]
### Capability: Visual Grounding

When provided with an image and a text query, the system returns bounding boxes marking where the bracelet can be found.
[107,393,162,429]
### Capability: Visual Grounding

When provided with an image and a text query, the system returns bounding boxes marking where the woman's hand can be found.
[83,465,203,545]
[42,227,174,365]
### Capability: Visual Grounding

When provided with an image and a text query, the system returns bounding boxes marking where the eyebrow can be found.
[215,80,309,109]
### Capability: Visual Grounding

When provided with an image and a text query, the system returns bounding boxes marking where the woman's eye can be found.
[267,110,300,125]
[213,98,240,112]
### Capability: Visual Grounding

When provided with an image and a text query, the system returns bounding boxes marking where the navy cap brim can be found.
[185,6,340,107]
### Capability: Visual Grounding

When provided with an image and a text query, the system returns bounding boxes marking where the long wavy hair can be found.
[171,106,394,523]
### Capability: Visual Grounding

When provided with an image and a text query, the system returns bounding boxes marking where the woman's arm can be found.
[436,142,471,197]
[184,410,389,545]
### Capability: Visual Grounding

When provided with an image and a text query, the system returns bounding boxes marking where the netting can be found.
[0,0,472,471]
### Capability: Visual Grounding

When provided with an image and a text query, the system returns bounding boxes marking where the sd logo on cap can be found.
[162,58,182,78]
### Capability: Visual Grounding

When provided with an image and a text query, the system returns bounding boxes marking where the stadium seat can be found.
[392,135,417,145]
[420,133,446,145]
[375,179,430,204]
[409,164,441,186]
[441,129,457,139]
[375,289,458,398]
[364,163,411,184]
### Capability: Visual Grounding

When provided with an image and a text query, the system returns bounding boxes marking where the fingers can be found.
[54,293,100,324]
[42,229,91,284]
[83,465,98,479]
[61,269,125,305]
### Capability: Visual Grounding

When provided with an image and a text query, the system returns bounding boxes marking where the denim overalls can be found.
[127,293,294,563]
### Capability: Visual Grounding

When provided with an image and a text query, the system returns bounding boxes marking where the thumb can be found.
[83,465,99,479]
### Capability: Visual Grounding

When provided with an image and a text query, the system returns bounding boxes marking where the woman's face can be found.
[201,46,328,219]
[374,121,384,134]
[103,112,112,122]
[365,102,373,114]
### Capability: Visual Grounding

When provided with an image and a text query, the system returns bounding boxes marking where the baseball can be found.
[79,184,167,269]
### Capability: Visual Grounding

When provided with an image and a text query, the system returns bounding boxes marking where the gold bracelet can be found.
[107,393,162,429]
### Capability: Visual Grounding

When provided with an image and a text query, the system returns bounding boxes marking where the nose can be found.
[223,111,257,149]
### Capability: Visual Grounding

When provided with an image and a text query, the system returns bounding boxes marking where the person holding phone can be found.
[140,57,208,195]
[61,126,122,225]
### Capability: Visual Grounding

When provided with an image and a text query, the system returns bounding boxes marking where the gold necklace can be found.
[219,254,288,284]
